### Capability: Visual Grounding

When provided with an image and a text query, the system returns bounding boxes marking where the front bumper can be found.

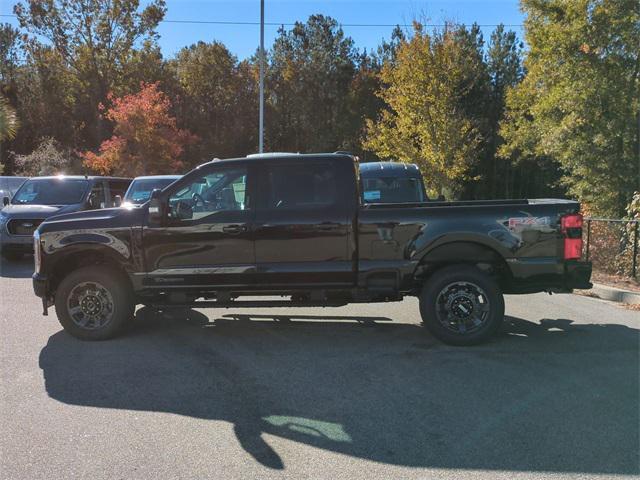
[33,272,52,315]
[33,272,48,298]
[0,227,35,252]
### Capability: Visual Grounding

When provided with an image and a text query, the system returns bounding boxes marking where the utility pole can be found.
[259,0,265,153]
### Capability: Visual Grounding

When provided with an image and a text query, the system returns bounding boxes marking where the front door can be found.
[253,159,354,288]
[142,163,255,288]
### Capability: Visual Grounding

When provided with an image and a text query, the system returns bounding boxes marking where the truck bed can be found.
[362,198,578,209]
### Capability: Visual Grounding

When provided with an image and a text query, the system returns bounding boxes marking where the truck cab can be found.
[359,162,428,203]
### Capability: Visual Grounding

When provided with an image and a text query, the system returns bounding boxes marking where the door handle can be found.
[223,224,247,234]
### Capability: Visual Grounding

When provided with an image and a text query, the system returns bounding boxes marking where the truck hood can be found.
[38,206,146,233]
[0,204,75,218]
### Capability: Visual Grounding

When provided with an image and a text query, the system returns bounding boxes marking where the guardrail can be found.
[584,218,639,278]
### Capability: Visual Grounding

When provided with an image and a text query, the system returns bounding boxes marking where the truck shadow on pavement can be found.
[39,309,639,474]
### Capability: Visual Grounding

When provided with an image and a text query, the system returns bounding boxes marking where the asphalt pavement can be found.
[1,257,638,480]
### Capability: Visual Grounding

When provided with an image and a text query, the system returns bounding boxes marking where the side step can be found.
[151,300,349,309]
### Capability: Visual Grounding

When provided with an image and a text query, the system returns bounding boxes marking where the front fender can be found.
[39,227,138,287]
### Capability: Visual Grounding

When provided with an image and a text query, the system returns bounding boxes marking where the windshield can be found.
[11,178,89,206]
[124,178,179,204]
[361,177,426,203]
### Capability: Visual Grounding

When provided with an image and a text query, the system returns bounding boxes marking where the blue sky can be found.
[2,0,525,60]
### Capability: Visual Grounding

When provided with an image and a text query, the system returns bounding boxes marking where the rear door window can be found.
[264,162,338,210]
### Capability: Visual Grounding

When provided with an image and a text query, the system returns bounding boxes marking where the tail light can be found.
[561,213,583,260]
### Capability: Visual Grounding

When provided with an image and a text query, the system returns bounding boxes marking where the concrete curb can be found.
[588,283,640,305]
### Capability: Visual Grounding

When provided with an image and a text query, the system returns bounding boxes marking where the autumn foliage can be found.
[82,83,197,176]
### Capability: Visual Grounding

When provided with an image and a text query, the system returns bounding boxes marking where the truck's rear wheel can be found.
[54,266,134,340]
[419,265,504,346]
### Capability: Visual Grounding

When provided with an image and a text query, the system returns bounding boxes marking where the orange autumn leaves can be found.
[82,83,197,176]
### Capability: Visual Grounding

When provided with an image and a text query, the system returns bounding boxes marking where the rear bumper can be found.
[564,260,592,290]
[504,258,592,294]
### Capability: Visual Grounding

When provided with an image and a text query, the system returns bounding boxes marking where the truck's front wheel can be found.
[54,266,134,340]
[419,265,504,346]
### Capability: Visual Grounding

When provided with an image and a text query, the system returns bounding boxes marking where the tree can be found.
[14,0,166,147]
[14,137,72,175]
[266,15,358,152]
[0,23,23,88]
[168,41,257,163]
[0,95,19,142]
[363,23,489,197]
[500,0,640,216]
[82,82,196,176]
[466,24,527,199]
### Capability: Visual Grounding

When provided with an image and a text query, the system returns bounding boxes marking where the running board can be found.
[151,300,349,309]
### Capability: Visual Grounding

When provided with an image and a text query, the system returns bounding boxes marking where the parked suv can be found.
[121,175,182,207]
[1,175,131,260]
[0,176,28,201]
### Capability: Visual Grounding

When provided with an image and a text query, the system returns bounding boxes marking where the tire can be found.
[54,266,134,340]
[1,250,23,261]
[419,265,504,346]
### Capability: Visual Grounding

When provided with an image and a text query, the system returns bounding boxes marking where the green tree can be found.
[485,24,523,198]
[168,41,257,163]
[0,24,23,173]
[14,0,166,147]
[363,23,489,197]
[266,15,358,152]
[500,0,640,216]
[0,95,19,142]
[0,23,22,89]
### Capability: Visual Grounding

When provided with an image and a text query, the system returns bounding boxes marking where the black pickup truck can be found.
[32,153,591,345]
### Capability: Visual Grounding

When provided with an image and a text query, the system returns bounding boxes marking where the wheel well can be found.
[49,250,131,294]
[416,242,512,290]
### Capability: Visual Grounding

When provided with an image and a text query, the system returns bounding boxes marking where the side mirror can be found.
[2,196,9,206]
[113,195,122,207]
[148,189,164,222]
[175,200,193,220]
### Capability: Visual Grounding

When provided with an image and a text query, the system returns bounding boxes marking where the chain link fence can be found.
[584,218,639,278]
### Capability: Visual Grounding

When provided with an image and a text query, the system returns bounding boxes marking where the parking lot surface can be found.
[1,258,638,480]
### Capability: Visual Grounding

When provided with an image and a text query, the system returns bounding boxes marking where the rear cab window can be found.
[361,176,426,203]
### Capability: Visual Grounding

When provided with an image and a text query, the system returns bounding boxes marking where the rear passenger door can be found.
[253,159,354,287]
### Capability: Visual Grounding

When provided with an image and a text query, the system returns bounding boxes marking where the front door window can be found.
[168,168,248,221]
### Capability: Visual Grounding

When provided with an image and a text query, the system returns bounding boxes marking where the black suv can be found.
[1,176,131,260]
